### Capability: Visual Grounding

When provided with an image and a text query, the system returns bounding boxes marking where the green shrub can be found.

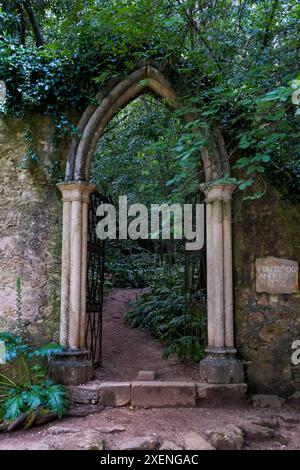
[0,333,67,430]
[125,267,206,362]
[105,241,165,288]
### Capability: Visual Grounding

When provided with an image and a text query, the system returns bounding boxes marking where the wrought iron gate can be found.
[183,191,207,349]
[184,191,206,299]
[86,190,109,367]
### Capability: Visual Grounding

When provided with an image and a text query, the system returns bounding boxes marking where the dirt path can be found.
[95,288,199,381]
[0,406,299,450]
[2,288,299,450]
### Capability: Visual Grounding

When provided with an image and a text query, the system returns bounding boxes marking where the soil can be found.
[1,288,299,450]
[0,407,299,450]
[95,288,199,381]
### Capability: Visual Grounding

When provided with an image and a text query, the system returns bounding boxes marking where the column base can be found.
[200,347,244,384]
[49,349,93,386]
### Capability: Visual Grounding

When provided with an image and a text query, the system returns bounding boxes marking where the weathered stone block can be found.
[49,350,93,386]
[66,385,99,404]
[205,425,244,450]
[131,381,196,407]
[119,436,160,451]
[200,356,244,384]
[196,382,247,406]
[250,394,285,408]
[137,371,156,381]
[49,361,93,386]
[184,432,214,450]
[98,382,131,406]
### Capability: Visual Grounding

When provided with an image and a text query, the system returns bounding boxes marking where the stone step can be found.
[66,381,247,408]
[131,381,196,407]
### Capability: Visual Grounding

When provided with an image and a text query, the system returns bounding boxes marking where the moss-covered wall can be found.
[233,186,300,396]
[0,115,64,343]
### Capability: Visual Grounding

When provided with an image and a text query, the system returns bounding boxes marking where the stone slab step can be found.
[66,381,247,408]
[131,381,196,407]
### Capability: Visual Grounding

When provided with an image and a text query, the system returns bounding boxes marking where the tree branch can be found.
[262,0,280,48]
[17,4,26,45]
[21,0,44,47]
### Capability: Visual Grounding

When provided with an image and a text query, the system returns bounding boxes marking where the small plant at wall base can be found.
[0,278,67,432]
[0,334,67,432]
[15,276,26,340]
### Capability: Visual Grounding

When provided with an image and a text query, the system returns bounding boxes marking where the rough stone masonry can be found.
[1,113,300,396]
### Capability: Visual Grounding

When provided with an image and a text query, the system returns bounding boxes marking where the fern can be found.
[125,268,206,362]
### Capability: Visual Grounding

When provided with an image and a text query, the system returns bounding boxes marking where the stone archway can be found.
[51,65,244,386]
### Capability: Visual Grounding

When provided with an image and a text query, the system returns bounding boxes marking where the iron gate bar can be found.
[86,190,109,367]
[184,191,207,347]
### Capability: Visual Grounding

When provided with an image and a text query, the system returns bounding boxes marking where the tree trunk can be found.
[21,0,44,47]
[17,5,26,45]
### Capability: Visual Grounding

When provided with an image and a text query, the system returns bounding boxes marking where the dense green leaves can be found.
[104,241,160,288]
[92,95,196,204]
[125,266,206,362]
[3,394,24,421]
[0,0,299,197]
[43,383,67,418]
[0,332,67,427]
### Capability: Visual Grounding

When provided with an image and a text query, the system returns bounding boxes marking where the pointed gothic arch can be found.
[52,65,244,387]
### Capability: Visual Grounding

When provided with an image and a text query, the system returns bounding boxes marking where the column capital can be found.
[57,181,96,202]
[199,182,236,203]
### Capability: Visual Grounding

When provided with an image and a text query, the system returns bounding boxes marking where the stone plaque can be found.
[255,257,299,294]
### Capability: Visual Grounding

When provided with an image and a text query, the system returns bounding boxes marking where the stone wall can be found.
[233,186,300,396]
[0,115,64,343]
[1,112,300,395]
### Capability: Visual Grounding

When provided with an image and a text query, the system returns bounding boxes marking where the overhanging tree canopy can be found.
[0,0,299,199]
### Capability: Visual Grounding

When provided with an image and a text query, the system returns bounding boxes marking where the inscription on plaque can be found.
[255,257,299,294]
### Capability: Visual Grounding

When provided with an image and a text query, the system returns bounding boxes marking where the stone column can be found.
[199,183,244,384]
[50,181,95,386]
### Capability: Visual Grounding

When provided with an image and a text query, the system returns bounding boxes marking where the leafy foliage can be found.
[0,278,67,429]
[0,332,67,428]
[125,266,206,362]
[0,1,299,199]
[92,95,191,205]
[105,241,161,288]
